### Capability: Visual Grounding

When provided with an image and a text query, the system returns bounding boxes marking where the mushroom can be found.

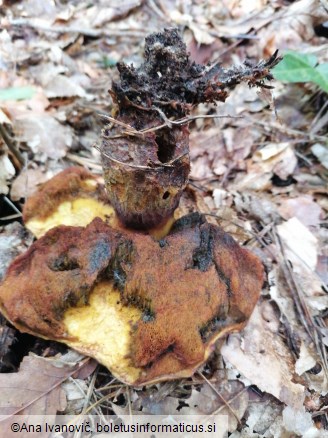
[0,28,279,385]
[0,213,263,385]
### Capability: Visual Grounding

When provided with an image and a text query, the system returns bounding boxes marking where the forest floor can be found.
[0,1,328,437]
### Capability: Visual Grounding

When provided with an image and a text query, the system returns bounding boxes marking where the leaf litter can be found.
[0,0,328,435]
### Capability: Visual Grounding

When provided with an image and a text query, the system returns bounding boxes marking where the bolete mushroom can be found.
[0,213,263,385]
[0,28,279,385]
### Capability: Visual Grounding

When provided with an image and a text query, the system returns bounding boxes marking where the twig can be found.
[85,389,121,414]
[248,118,328,143]
[10,18,148,38]
[0,124,24,167]
[0,213,22,221]
[66,152,103,173]
[3,196,22,216]
[210,386,249,416]
[198,371,241,425]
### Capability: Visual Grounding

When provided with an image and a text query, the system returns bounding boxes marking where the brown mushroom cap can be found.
[23,166,115,238]
[0,213,263,386]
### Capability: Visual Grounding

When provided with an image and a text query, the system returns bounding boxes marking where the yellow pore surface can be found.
[26,198,115,238]
[63,281,142,385]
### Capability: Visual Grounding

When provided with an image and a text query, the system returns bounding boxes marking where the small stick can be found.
[0,124,24,167]
[198,371,241,425]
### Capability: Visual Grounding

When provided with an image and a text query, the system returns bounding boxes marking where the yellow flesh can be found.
[26,198,115,238]
[63,281,142,384]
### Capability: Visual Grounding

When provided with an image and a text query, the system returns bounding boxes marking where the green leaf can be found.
[100,56,116,69]
[0,86,36,101]
[272,52,318,83]
[313,63,328,93]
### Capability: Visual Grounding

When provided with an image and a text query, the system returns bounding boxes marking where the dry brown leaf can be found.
[241,395,284,437]
[278,195,323,228]
[233,192,281,225]
[272,219,325,319]
[92,2,142,27]
[234,143,297,191]
[179,381,249,433]
[14,115,72,160]
[0,354,77,416]
[221,302,305,410]
[189,128,225,180]
[295,341,317,376]
[259,0,328,55]
[61,379,88,415]
[10,168,51,202]
[44,75,87,99]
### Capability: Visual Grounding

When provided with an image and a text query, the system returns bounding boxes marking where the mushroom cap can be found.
[0,213,263,386]
[23,166,115,238]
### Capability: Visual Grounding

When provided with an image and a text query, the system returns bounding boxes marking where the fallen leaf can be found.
[268,266,297,324]
[277,217,318,271]
[276,218,324,314]
[243,394,284,436]
[14,114,72,160]
[254,142,290,161]
[272,146,297,180]
[10,168,51,201]
[0,222,33,281]
[221,302,305,410]
[311,143,328,169]
[283,406,318,437]
[179,380,249,433]
[91,2,142,27]
[0,154,15,195]
[188,38,222,64]
[0,354,83,416]
[278,195,323,228]
[44,75,86,98]
[189,128,225,179]
[234,192,281,225]
[61,379,88,415]
[189,22,215,45]
[295,341,317,376]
